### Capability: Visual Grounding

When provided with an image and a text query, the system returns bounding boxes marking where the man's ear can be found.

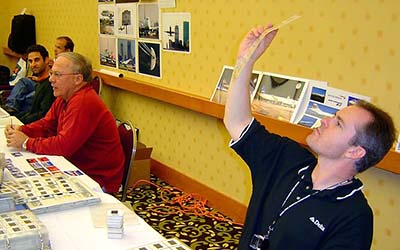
[345,145,366,160]
[74,73,84,85]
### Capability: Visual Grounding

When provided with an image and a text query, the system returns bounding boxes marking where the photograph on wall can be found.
[305,101,338,119]
[310,86,326,103]
[138,41,161,78]
[99,36,117,68]
[162,12,190,53]
[117,38,136,72]
[252,72,308,123]
[210,66,261,105]
[138,3,160,40]
[296,115,318,128]
[116,3,137,38]
[295,87,339,128]
[293,84,370,128]
[98,5,116,35]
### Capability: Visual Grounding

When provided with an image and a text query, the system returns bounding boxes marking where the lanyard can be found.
[250,175,353,250]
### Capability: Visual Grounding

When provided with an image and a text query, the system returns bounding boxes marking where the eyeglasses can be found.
[49,70,80,79]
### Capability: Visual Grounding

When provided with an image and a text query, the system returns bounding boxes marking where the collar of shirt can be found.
[297,165,363,201]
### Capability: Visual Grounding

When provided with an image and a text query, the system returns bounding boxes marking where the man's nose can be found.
[49,73,56,82]
[320,116,330,127]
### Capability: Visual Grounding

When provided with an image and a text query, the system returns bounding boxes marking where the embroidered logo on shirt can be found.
[309,217,325,232]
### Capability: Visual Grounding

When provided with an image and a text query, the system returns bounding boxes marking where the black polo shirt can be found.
[231,119,373,250]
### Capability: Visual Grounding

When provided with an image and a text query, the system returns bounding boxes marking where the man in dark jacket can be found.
[12,45,55,124]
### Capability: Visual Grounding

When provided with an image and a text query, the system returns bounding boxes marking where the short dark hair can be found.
[26,44,49,60]
[57,36,74,52]
[350,100,397,172]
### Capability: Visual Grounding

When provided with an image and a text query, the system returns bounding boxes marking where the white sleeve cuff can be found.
[22,138,29,150]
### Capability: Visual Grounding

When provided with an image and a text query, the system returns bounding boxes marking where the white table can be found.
[0,124,165,250]
[37,193,165,250]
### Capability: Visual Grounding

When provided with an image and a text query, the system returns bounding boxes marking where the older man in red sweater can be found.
[5,52,124,193]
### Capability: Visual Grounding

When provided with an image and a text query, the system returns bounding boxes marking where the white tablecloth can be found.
[0,122,165,250]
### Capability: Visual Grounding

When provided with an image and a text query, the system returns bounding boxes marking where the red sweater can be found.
[21,85,124,193]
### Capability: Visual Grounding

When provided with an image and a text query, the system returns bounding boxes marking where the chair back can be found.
[0,65,10,85]
[91,76,102,95]
[118,120,138,202]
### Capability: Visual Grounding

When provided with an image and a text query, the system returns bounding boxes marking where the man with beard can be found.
[4,45,55,124]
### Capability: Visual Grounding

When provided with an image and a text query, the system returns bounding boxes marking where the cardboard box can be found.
[127,142,152,188]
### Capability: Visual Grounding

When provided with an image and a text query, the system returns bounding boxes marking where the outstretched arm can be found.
[223,24,278,141]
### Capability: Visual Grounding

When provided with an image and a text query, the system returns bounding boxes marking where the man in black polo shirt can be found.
[223,24,396,249]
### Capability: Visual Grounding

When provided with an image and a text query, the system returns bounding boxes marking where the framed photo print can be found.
[138,3,160,40]
[116,3,137,38]
[118,38,136,72]
[99,36,117,68]
[98,5,116,35]
[162,12,190,53]
[138,41,161,78]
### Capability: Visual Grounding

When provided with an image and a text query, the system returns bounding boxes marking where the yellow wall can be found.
[0,1,399,249]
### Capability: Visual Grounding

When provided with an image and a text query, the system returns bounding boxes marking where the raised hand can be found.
[237,24,278,65]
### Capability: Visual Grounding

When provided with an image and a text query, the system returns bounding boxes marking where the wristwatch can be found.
[22,138,28,150]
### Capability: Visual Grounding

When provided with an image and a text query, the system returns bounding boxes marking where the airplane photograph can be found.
[162,12,191,53]
[118,38,136,72]
[121,58,132,65]
[297,115,318,128]
[252,76,304,122]
[251,96,295,122]
[310,86,327,103]
[348,96,361,106]
[305,101,337,119]
[138,4,160,40]
[164,26,174,36]
[257,74,306,101]
[256,93,297,108]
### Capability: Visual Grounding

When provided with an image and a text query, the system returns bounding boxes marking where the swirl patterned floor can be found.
[114,175,243,250]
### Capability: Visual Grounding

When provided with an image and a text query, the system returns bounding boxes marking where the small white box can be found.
[107,209,124,217]
[108,232,124,239]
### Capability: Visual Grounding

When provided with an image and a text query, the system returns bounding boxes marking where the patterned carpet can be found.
[114,175,243,250]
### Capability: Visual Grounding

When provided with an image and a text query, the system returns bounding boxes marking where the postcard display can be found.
[211,65,370,128]
[98,0,190,79]
[0,152,101,250]
[293,84,370,128]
